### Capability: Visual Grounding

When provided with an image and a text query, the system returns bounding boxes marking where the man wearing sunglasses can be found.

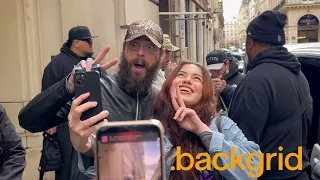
[40,26,97,180]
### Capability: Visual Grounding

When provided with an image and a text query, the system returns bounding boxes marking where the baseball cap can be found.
[124,20,163,48]
[68,26,98,41]
[206,50,231,70]
[163,34,180,52]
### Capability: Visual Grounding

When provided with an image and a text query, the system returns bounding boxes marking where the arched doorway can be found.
[297,14,319,43]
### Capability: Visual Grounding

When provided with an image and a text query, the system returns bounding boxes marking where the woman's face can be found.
[170,64,203,107]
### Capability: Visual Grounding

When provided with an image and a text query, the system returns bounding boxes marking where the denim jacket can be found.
[78,116,262,180]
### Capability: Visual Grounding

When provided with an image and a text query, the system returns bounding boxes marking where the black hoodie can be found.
[228,46,313,180]
[40,43,90,180]
[219,59,245,109]
[41,43,90,91]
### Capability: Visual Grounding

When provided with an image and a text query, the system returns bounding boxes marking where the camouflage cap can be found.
[163,34,180,52]
[125,20,163,48]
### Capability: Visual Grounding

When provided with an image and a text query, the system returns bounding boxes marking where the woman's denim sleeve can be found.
[207,116,262,180]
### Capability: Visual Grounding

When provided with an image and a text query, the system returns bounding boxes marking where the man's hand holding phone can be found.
[68,93,108,153]
[211,75,227,93]
[67,45,118,153]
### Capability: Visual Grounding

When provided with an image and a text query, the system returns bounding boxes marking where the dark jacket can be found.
[42,43,89,90]
[220,59,245,109]
[228,46,313,180]
[0,104,26,180]
[18,73,158,132]
[40,43,89,180]
[19,73,158,174]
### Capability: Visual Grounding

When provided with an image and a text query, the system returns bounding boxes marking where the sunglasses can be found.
[78,38,93,45]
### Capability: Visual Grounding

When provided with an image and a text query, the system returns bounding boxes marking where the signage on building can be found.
[298,14,319,26]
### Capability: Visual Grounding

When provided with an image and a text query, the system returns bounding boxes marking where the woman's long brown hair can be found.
[150,61,217,179]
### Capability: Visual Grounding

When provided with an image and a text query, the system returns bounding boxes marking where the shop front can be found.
[297,14,319,43]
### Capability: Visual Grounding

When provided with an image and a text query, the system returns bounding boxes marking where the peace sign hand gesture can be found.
[171,86,210,135]
[67,45,119,93]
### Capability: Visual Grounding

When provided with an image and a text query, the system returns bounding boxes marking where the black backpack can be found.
[38,132,62,180]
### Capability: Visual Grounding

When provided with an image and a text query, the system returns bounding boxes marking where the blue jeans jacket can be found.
[78,116,262,180]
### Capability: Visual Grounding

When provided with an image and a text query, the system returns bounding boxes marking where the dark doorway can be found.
[159,0,170,34]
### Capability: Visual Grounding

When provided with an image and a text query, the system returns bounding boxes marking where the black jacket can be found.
[220,59,245,109]
[40,43,89,180]
[229,46,313,180]
[18,74,158,132]
[42,43,89,90]
[0,104,26,180]
[18,73,158,175]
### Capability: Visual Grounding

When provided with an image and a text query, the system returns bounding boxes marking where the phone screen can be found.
[97,126,162,180]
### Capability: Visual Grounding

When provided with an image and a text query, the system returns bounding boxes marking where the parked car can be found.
[230,52,245,73]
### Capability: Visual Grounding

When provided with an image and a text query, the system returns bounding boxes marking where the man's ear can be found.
[247,37,254,49]
[73,40,79,48]
[122,43,126,51]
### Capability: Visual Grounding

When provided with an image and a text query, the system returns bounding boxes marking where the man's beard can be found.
[85,51,94,58]
[117,52,160,94]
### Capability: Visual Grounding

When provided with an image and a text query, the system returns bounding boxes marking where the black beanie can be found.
[246,10,287,45]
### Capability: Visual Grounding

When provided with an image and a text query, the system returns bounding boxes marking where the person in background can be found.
[153,34,180,91]
[206,50,245,111]
[0,104,26,180]
[228,10,313,180]
[40,25,97,180]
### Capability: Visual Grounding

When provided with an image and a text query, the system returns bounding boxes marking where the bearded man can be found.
[18,20,163,172]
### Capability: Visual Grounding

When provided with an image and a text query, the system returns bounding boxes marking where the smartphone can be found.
[96,119,165,180]
[74,69,103,122]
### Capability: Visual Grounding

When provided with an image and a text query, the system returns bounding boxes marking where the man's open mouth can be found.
[134,63,145,69]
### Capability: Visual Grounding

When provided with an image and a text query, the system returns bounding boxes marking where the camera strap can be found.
[218,94,228,116]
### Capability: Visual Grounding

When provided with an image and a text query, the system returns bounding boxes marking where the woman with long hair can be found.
[70,61,261,180]
[150,61,261,180]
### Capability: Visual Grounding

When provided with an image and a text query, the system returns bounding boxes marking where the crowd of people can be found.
[0,10,317,180]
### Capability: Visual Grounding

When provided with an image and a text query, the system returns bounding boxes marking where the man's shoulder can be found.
[100,74,117,87]
[0,104,9,125]
[44,53,68,68]
[51,52,67,61]
[0,104,4,114]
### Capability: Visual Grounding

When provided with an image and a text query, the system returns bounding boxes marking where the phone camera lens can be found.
[74,73,87,87]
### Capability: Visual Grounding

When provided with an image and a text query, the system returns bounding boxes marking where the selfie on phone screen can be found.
[97,129,162,180]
